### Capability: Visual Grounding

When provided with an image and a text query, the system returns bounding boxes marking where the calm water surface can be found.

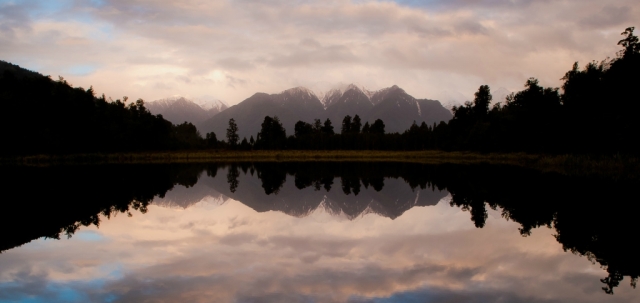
[0,162,637,302]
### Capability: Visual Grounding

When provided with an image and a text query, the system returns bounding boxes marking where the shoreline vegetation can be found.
[3,150,638,180]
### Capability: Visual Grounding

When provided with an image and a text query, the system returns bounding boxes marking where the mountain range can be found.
[198,84,452,139]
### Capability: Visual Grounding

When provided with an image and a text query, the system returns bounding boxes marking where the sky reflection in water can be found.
[0,164,637,303]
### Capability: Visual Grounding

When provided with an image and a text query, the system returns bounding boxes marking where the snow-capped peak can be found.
[491,87,511,105]
[334,83,374,96]
[194,99,228,111]
[318,83,415,108]
[148,95,228,112]
[281,86,318,99]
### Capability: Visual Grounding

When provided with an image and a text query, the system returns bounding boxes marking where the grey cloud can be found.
[179,221,195,229]
[0,2,32,37]
[282,3,448,37]
[2,218,632,303]
[217,57,255,70]
[91,273,232,303]
[103,263,473,301]
[176,75,191,83]
[88,0,228,27]
[219,233,257,246]
[152,82,172,90]
[269,44,359,67]
[74,261,608,303]
[454,19,490,35]
[268,235,359,258]
[407,18,488,38]
[396,263,482,284]
[125,55,172,65]
[235,292,316,303]
[226,74,247,88]
[403,0,550,11]
[349,288,565,303]
[408,24,452,37]
[579,5,633,29]
[299,38,322,49]
[228,215,252,229]
[0,270,51,301]
[299,252,322,263]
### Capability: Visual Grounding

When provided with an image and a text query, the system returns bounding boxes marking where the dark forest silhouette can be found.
[2,162,638,294]
[0,63,209,156]
[439,27,639,154]
[222,27,640,154]
[1,27,638,155]
[0,164,213,252]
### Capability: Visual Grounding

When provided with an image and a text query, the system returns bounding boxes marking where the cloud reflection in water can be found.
[0,164,637,302]
[0,197,633,302]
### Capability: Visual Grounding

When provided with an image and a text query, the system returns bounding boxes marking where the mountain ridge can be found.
[198,84,452,138]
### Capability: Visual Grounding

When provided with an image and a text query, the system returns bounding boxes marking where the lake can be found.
[0,162,637,302]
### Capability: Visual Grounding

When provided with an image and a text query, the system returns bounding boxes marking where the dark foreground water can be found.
[0,162,638,302]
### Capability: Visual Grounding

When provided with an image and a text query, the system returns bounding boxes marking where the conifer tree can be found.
[341,115,352,134]
[362,122,370,133]
[473,85,492,117]
[351,115,362,133]
[226,118,239,147]
[370,119,385,134]
[322,119,335,135]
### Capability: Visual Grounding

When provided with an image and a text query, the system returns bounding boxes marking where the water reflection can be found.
[0,162,638,302]
[210,163,448,220]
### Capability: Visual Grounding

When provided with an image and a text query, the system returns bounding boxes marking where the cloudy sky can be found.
[1,0,637,105]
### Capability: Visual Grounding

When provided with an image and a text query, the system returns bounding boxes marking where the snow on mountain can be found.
[319,84,444,119]
[321,88,343,109]
[321,83,376,109]
[281,86,318,98]
[150,95,228,111]
[492,87,511,106]
[195,99,228,111]
[321,84,426,109]
[278,87,323,109]
[146,96,228,126]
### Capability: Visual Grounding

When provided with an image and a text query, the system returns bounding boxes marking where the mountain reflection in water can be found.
[186,163,449,220]
[0,162,638,302]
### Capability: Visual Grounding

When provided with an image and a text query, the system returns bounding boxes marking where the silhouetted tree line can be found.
[221,27,640,154]
[225,113,413,150]
[408,27,640,154]
[0,63,209,155]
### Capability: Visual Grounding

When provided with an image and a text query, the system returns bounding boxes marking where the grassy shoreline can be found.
[2,150,639,179]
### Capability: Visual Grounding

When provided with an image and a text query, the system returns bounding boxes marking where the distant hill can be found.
[199,84,452,139]
[0,60,42,79]
[146,96,228,126]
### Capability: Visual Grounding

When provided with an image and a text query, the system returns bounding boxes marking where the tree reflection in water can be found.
[0,162,637,294]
